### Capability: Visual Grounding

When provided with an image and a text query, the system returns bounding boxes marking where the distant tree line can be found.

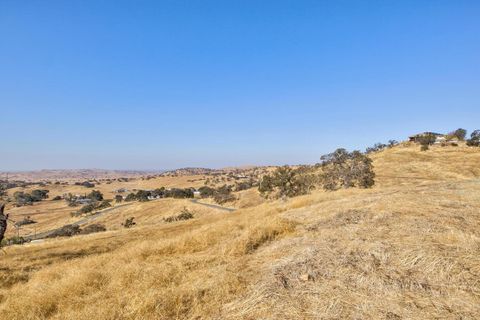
[124,187,195,202]
[13,189,49,206]
[74,181,95,188]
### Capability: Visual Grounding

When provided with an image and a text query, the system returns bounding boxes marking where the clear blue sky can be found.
[1,1,479,171]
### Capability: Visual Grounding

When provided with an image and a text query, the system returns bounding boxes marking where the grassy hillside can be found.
[0,144,479,319]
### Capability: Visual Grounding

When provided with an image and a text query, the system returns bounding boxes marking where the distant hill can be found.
[0,169,164,182]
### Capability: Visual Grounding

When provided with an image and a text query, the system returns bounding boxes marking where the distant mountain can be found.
[0,169,165,182]
[161,167,216,176]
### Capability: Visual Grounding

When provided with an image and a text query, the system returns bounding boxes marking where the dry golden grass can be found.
[4,174,209,237]
[0,144,479,319]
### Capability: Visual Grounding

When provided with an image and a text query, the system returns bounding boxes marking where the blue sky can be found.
[1,1,479,170]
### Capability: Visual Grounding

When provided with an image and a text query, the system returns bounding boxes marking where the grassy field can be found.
[0,143,479,319]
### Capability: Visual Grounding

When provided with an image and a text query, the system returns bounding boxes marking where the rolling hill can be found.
[0,143,479,319]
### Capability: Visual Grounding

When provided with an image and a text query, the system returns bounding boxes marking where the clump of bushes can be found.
[320,148,375,191]
[163,207,194,223]
[124,188,195,202]
[259,166,316,198]
[213,185,236,204]
[87,190,103,201]
[47,223,106,238]
[417,133,437,151]
[47,224,81,238]
[75,181,95,188]
[365,140,398,154]
[3,236,27,246]
[52,195,62,201]
[196,185,237,204]
[122,217,136,228]
[198,186,216,198]
[13,189,49,206]
[72,199,111,216]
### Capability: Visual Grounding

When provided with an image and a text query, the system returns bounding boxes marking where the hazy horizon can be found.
[2,1,479,171]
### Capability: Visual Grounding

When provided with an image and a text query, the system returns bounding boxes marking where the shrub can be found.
[14,216,37,227]
[87,190,103,201]
[47,224,81,238]
[235,180,255,191]
[166,188,194,199]
[258,175,274,195]
[115,195,123,203]
[30,189,49,201]
[417,133,437,151]
[164,207,194,223]
[79,203,96,214]
[52,195,62,201]
[365,143,387,154]
[125,193,136,202]
[388,140,398,147]
[80,223,106,235]
[122,217,136,228]
[135,190,150,202]
[198,186,215,198]
[320,149,375,191]
[5,236,27,246]
[213,185,236,204]
[75,181,95,188]
[13,189,49,206]
[96,200,112,210]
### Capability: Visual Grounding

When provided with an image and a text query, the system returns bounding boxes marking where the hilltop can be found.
[0,142,479,319]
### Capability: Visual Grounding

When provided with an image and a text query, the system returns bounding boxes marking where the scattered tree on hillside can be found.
[135,190,150,202]
[320,149,375,191]
[417,133,437,151]
[235,179,255,191]
[198,186,215,198]
[125,193,136,202]
[87,190,103,201]
[258,166,316,198]
[366,143,387,154]
[466,130,480,146]
[388,140,399,147]
[13,189,49,206]
[448,128,467,141]
[213,185,236,204]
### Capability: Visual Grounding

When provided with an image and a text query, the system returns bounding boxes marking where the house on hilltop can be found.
[409,132,445,144]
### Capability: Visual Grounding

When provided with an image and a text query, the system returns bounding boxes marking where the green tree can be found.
[87,190,104,201]
[452,128,467,141]
[320,149,375,190]
[467,130,480,146]
[417,133,437,151]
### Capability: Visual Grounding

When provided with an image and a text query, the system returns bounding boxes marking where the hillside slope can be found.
[0,144,479,319]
